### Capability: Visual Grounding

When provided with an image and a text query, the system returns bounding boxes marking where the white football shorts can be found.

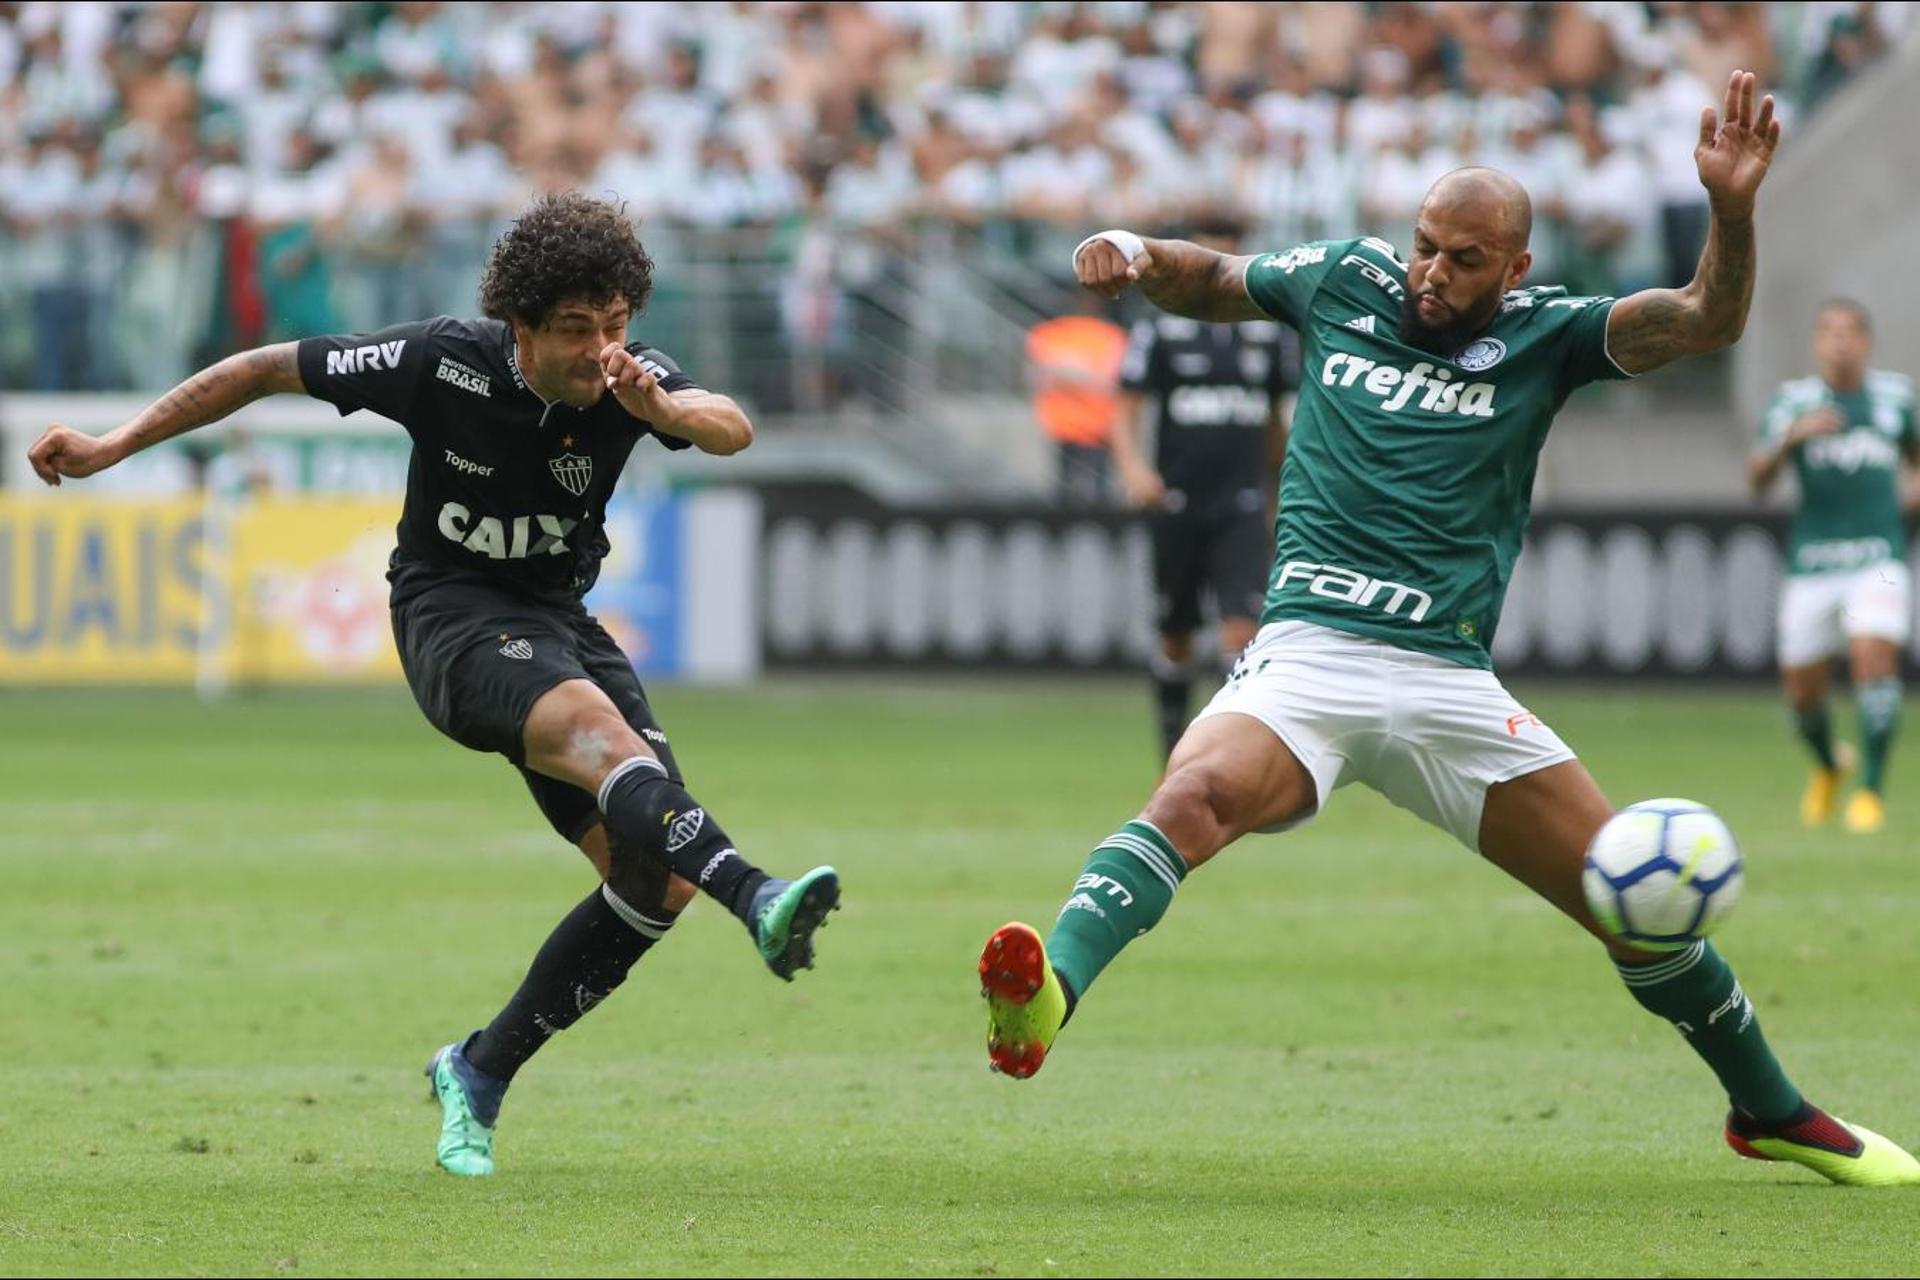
[1192,620,1576,851]
[1776,561,1911,667]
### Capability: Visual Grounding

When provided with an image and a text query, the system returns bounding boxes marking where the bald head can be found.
[1398,166,1536,355]
[1422,167,1532,253]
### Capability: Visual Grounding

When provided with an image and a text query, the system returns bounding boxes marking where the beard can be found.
[1396,285,1502,356]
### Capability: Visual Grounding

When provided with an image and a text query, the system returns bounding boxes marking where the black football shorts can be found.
[1152,500,1271,635]
[391,576,683,843]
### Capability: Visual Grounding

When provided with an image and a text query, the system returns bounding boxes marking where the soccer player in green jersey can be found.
[978,72,1920,1186]
[1749,300,1917,834]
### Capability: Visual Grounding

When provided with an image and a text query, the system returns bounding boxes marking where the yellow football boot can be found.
[978,922,1067,1079]
[1845,789,1886,835]
[1728,1104,1920,1186]
[1800,742,1855,826]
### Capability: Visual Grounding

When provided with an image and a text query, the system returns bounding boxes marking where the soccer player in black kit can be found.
[26,193,840,1178]
[1108,215,1298,759]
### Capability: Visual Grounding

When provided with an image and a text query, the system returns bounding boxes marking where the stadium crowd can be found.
[0,0,1907,392]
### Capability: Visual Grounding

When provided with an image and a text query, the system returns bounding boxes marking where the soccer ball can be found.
[1581,798,1744,950]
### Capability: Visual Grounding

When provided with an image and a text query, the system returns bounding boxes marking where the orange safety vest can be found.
[1026,315,1128,447]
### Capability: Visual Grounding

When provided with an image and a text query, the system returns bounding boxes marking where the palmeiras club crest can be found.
[549,452,593,496]
[1453,337,1507,372]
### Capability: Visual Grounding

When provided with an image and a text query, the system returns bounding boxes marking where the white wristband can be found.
[1072,228,1146,273]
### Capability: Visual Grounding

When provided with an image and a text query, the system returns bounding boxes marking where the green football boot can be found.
[424,1040,499,1177]
[750,866,840,981]
[1727,1103,1920,1186]
[979,922,1068,1079]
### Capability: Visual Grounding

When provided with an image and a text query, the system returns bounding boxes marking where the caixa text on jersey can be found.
[436,502,578,559]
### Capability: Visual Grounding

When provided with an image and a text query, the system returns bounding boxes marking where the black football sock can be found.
[597,757,769,926]
[1148,651,1192,761]
[465,884,677,1085]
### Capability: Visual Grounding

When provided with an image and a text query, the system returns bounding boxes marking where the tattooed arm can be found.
[27,343,304,486]
[1607,212,1758,374]
[1075,234,1266,323]
[1606,71,1782,376]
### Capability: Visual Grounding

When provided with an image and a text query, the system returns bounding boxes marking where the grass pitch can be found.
[2,679,1917,1277]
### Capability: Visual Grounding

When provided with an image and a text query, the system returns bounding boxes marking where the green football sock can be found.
[1046,820,1188,1002]
[1617,942,1802,1124]
[1792,701,1837,772]
[1857,678,1901,793]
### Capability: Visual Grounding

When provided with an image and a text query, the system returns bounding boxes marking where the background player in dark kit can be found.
[26,193,841,1178]
[1110,213,1298,759]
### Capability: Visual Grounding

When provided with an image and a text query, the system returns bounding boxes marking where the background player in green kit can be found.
[1749,300,1917,835]
[977,71,1920,1186]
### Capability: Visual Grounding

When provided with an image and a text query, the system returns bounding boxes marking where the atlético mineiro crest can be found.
[549,453,593,496]
[499,637,533,660]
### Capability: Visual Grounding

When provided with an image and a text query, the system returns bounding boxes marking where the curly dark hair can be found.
[478,192,654,327]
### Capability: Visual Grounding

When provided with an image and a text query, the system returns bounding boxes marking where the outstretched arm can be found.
[27,343,305,485]
[1606,71,1782,376]
[1074,232,1266,322]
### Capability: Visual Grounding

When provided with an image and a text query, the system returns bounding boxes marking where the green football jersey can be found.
[1242,237,1631,669]
[1758,371,1916,576]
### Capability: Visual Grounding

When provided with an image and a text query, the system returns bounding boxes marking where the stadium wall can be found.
[5,400,1914,683]
[756,491,1920,680]
[0,491,758,687]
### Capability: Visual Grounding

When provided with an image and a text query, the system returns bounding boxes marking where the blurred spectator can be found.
[1549,96,1651,297]
[13,127,87,388]
[338,131,425,325]
[775,170,852,414]
[0,0,1904,393]
[1626,55,1717,287]
[1802,2,1908,108]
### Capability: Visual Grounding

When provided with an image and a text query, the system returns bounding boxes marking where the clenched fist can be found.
[599,342,680,426]
[27,425,122,487]
[1074,230,1156,299]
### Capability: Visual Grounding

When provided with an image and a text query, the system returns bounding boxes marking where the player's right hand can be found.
[27,425,121,486]
[1784,406,1844,448]
[1120,461,1167,510]
[1074,232,1154,299]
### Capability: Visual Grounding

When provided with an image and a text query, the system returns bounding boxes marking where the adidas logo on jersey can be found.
[1319,354,1497,418]
[1344,315,1376,334]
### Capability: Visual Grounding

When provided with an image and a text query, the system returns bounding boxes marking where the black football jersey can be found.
[296,316,696,604]
[1119,315,1298,513]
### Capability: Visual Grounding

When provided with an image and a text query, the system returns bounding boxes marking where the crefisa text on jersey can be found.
[1320,354,1498,417]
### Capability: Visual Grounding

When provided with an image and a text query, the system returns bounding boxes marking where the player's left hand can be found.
[1694,70,1780,216]
[599,343,680,426]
